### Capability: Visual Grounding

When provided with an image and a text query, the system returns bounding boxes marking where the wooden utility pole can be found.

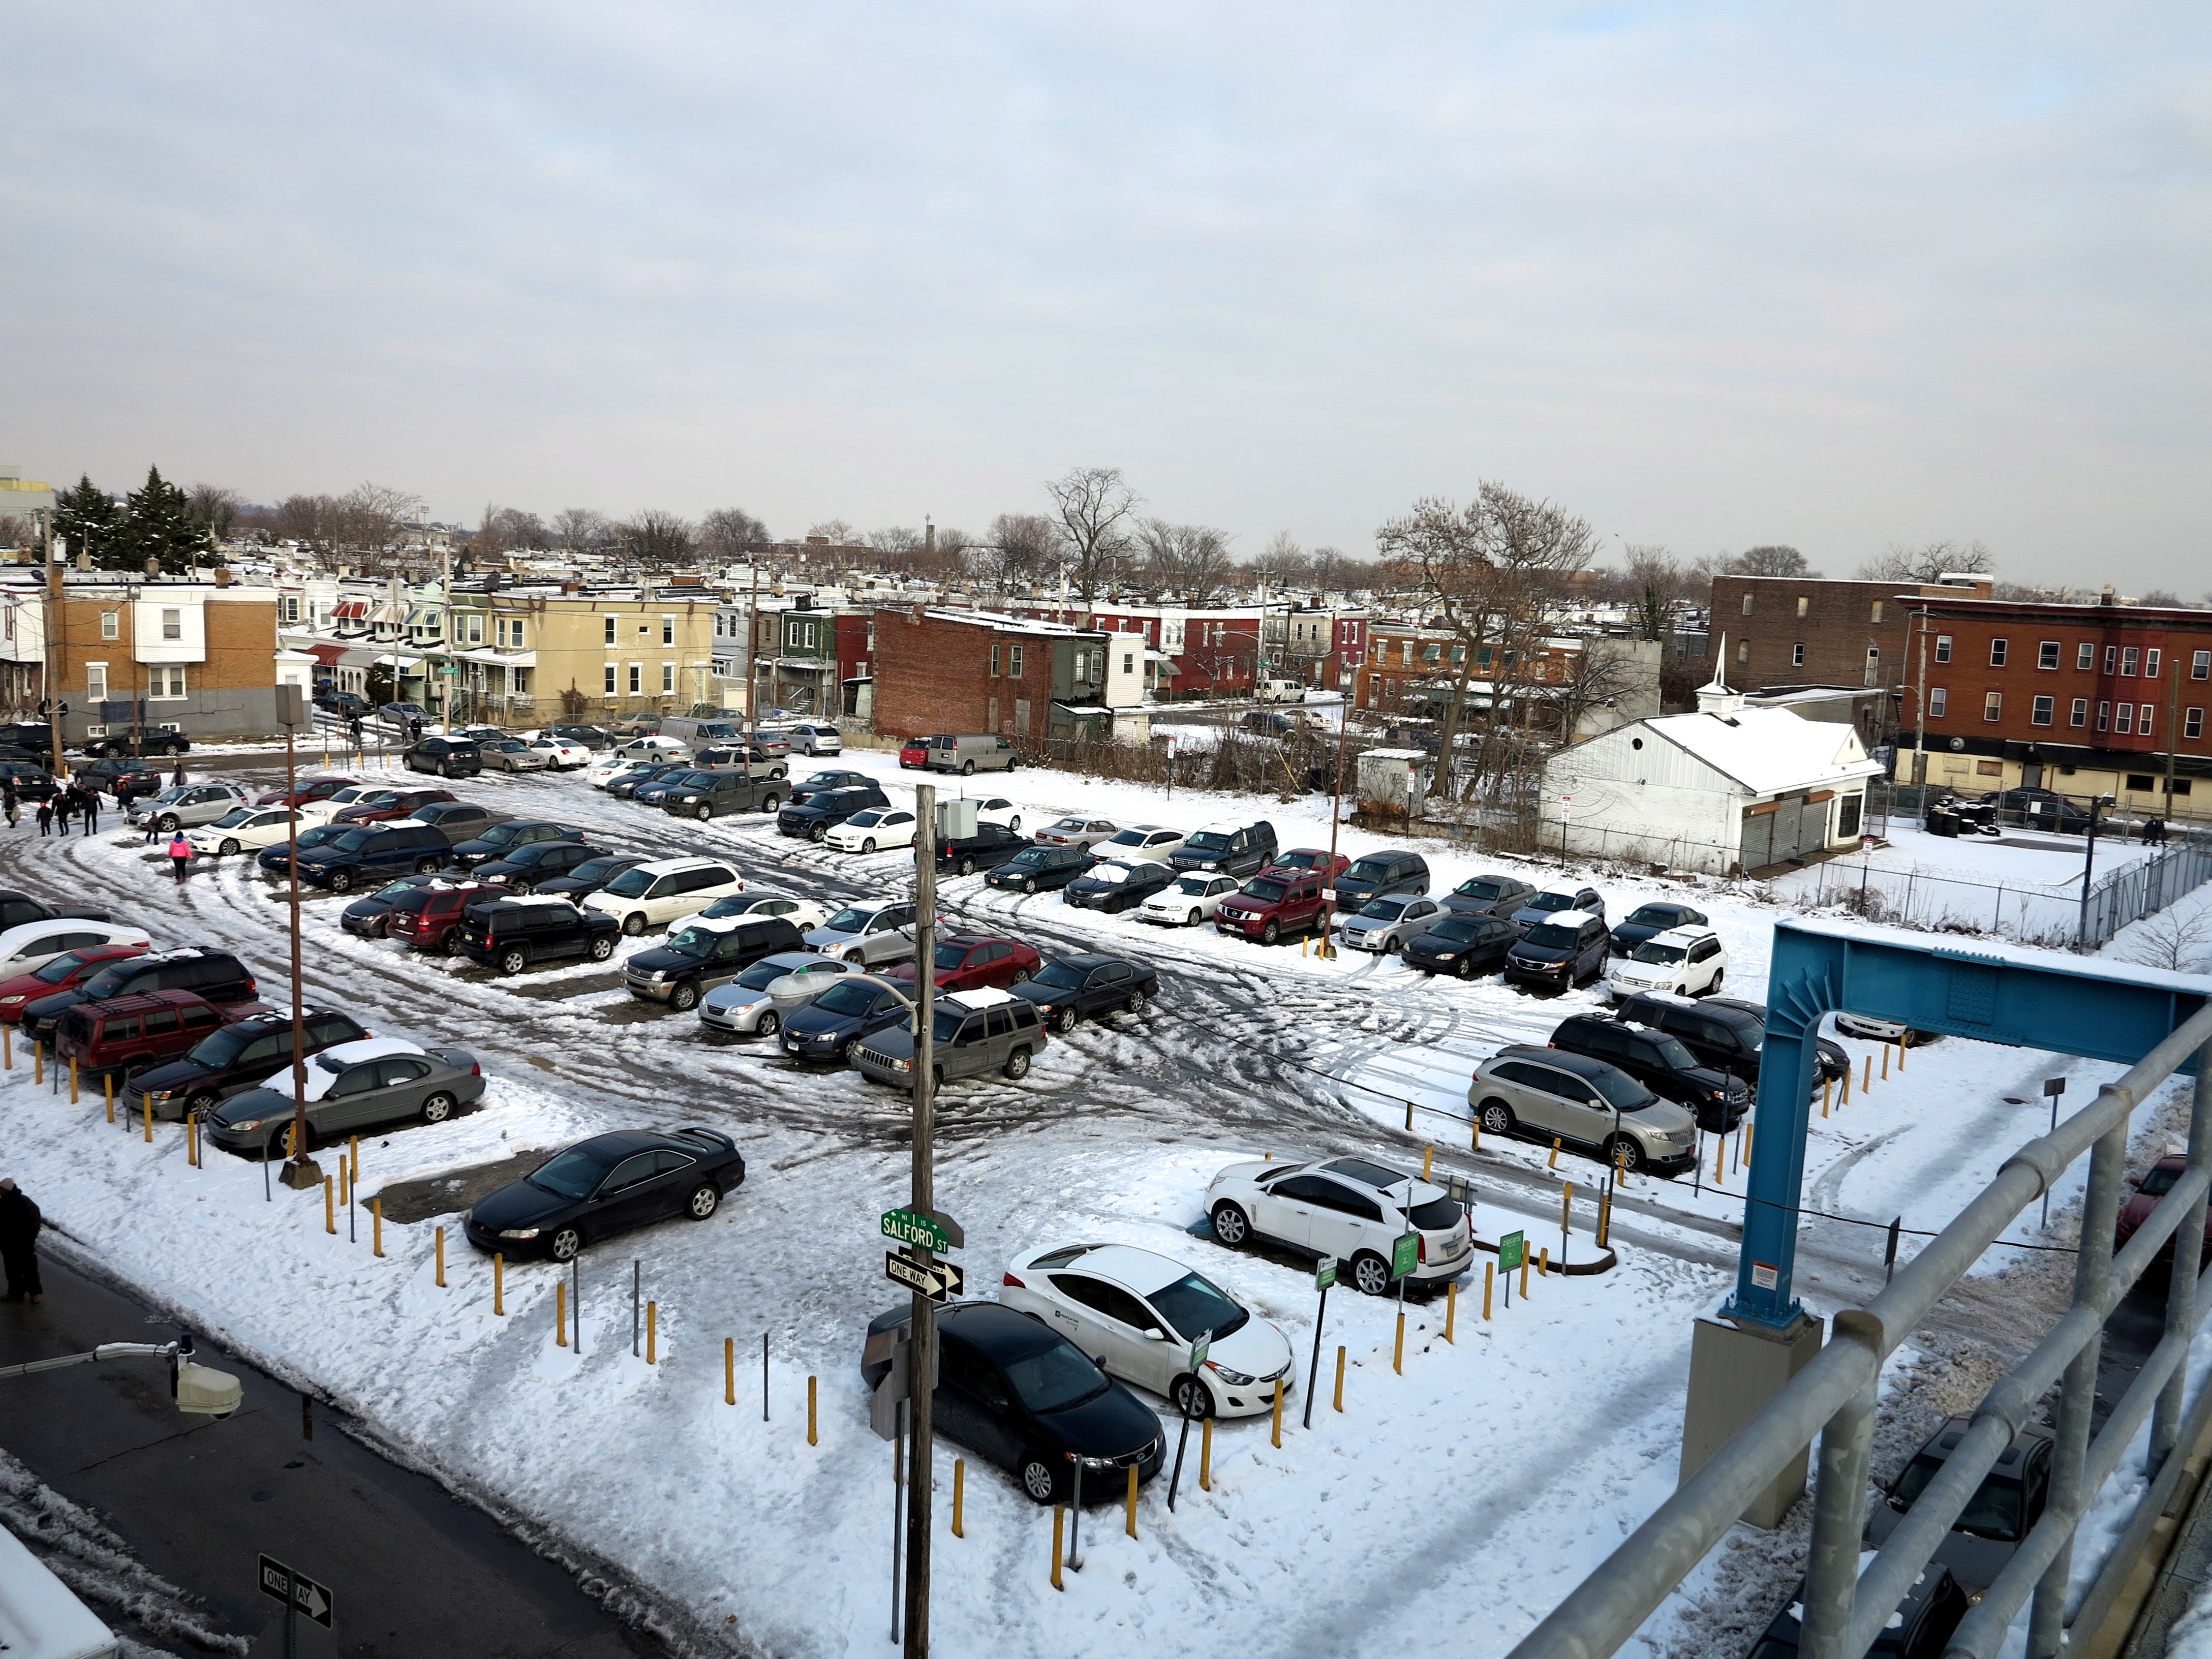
[275,685,321,1189]
[41,512,67,781]
[1911,608,1931,790]
[2164,650,2182,827]
[904,783,938,1657]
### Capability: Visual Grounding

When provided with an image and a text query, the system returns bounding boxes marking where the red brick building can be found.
[1706,573,1994,708]
[871,608,1112,741]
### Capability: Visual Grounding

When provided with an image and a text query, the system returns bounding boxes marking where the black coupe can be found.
[464,1128,746,1261]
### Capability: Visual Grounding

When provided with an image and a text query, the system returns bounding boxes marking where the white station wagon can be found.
[582,857,746,934]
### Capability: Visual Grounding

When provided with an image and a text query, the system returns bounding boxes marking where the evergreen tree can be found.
[50,475,121,563]
[118,466,213,574]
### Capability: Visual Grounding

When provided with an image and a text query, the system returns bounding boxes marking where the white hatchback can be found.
[1000,1242,1296,1420]
[1094,824,1186,865]
[1139,873,1240,927]
[825,807,918,854]
[582,857,747,934]
[1205,1154,1475,1296]
[0,919,152,979]
[186,805,301,856]
[1606,926,1728,999]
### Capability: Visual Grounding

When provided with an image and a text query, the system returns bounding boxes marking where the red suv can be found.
[2117,1155,2212,1266]
[1268,849,1350,881]
[54,990,259,1079]
[387,882,502,954]
[256,776,359,809]
[0,943,150,1025]
[1213,869,1329,945]
[333,787,457,825]
[899,738,931,770]
[887,935,1044,993]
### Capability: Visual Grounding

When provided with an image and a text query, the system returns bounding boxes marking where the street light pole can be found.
[1317,689,1355,960]
[904,782,938,1659]
[2076,793,2113,946]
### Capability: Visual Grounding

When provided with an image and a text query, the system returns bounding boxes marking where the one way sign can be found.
[258,1555,334,1628]
[885,1248,964,1303]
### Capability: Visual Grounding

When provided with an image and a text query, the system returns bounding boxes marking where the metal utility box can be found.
[936,798,978,841]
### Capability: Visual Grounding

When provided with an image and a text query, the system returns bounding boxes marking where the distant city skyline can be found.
[3,3,2206,592]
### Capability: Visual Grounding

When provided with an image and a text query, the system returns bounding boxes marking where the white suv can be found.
[1606,926,1728,999]
[1204,1154,1474,1296]
[582,857,745,935]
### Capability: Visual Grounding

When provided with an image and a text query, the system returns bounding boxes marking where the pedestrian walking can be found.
[167,832,194,884]
[36,801,52,836]
[51,792,71,835]
[2,784,16,829]
[0,1178,42,1304]
[79,788,99,835]
[170,761,186,788]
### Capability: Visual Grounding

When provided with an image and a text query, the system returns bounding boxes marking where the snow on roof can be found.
[300,1036,427,1099]
[944,986,1020,1009]
[1642,705,1884,796]
[920,609,1100,638]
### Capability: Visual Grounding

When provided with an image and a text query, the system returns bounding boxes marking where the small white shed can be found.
[1541,662,1883,874]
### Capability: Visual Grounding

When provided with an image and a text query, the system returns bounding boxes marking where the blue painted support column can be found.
[1724,979,1827,1327]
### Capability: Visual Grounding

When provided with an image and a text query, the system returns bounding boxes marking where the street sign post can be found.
[259,1553,332,1658]
[1389,1233,1419,1281]
[882,1208,963,1254]
[1167,1327,1215,1512]
[1499,1229,1526,1307]
[885,1249,964,1303]
[1305,1257,1336,1429]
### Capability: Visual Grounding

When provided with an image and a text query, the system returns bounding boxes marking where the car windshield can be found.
[662,927,719,960]
[734,961,795,992]
[1527,892,1576,912]
[1172,877,1214,896]
[846,810,886,827]
[568,857,629,882]
[1626,905,1684,928]
[33,951,97,984]
[529,1146,617,1201]
[1185,831,1232,852]
[210,807,256,827]
[1146,1272,1249,1342]
[1590,1068,1658,1111]
[329,828,376,851]
[1046,817,1088,834]
[820,907,869,934]
[1429,917,1488,942]
[1648,1032,1701,1069]
[2143,1165,2183,1197]
[813,980,882,1016]
[1243,879,1287,903]
[932,942,972,969]
[1031,962,1088,991]
[674,771,719,788]
[1002,1341,1110,1413]
[1084,864,1130,884]
[1890,1453,2027,1541]
[1359,898,1410,920]
[481,823,523,844]
[803,773,845,786]
[1524,923,1583,949]
[1456,878,1505,900]
[1107,830,1149,845]
[187,1024,268,1067]
[1006,849,1049,868]
[296,825,345,849]
[1348,859,1390,881]
[604,868,656,898]
[1631,940,1688,965]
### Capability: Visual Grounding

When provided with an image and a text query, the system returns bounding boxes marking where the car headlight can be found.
[226,1118,263,1132]
[647,970,667,982]
[0,995,21,1005]
[143,1088,175,1103]
[1434,951,1458,961]
[1205,1362,1256,1386]
[499,1227,541,1240]
[892,1058,912,1071]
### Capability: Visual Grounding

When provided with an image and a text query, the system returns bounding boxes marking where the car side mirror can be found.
[1143,1328,1166,1341]
[2127,1174,2142,1188]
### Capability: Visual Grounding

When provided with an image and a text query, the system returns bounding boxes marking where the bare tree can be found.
[476,504,548,552]
[1043,466,1142,603]
[1856,539,1997,582]
[1621,544,1694,642]
[2121,906,2212,974]
[186,483,244,544]
[1251,530,1311,589]
[1136,518,1235,603]
[1726,544,1818,578]
[551,507,610,554]
[273,494,333,550]
[987,512,1058,589]
[620,509,695,565]
[868,526,923,557]
[699,508,771,557]
[331,483,427,571]
[807,519,859,544]
[2136,588,2188,608]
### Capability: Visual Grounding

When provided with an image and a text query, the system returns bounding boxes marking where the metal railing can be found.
[2081,837,2212,948]
[1506,1007,2212,1659]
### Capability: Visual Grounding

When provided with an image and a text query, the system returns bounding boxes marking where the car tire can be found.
[498,946,528,974]
[267,1123,310,1159]
[1186,909,1203,927]
[327,869,355,893]
[1019,1453,1064,1506]
[187,1089,220,1120]
[762,794,782,812]
[1171,1375,1216,1420]
[810,824,828,843]
[756,1010,780,1037]
[1705,969,1724,995]
[1606,1134,1644,1175]
[622,912,648,936]
[1261,919,1280,945]
[420,1091,456,1124]
[961,760,975,776]
[695,803,713,821]
[1350,1250,1392,1297]
[167,741,187,757]
[670,980,700,1011]
[958,857,975,877]
[219,838,240,856]
[549,1226,583,1262]
[1002,1047,1031,1080]
[686,1183,719,1220]
[1479,1098,1516,1136]
[1125,988,1150,1016]
[588,933,616,962]
[414,857,440,874]
[1052,1006,1078,1034]
[1210,1201,1251,1248]
[1455,957,1476,980]
[862,838,876,854]
[159,813,180,833]
[1023,878,1037,894]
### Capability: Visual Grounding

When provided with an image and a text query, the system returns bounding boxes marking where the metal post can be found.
[1304,1281,1330,1430]
[633,1260,640,1357]
[1316,694,1354,958]
[1799,1316,1880,1659]
[2028,1110,2129,1659]
[276,693,318,1190]
[2152,1036,2212,1473]
[1067,1460,1084,1566]
[904,783,938,1659]
[2078,795,2107,945]
[282,1562,298,1659]
[2041,1077,2067,1230]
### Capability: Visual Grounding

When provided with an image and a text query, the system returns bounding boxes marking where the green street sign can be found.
[1315,1256,1338,1292]
[1390,1232,1419,1280]
[1190,1331,1211,1373]
[1498,1230,1526,1274]
[881,1208,955,1253]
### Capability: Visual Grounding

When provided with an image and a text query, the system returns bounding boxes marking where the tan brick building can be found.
[443,588,719,725]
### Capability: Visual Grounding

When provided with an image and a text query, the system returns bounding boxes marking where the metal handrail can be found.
[1505,1002,2212,1659]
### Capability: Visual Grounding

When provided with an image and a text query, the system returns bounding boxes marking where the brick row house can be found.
[870,608,1123,742]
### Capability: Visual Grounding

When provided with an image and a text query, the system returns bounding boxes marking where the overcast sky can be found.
[3,2,2206,589]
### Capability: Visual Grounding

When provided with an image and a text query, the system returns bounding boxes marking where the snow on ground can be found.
[2,745,2206,1658]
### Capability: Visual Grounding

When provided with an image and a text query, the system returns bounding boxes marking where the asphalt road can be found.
[0,1251,670,1659]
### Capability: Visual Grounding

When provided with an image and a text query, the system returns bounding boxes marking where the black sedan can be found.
[1403,914,1518,978]
[465,1128,745,1261]
[1010,953,1158,1032]
[532,853,651,901]
[1062,858,1177,914]
[448,820,585,867]
[81,729,190,759]
[984,845,1090,895]
[340,873,450,938]
[777,975,912,1062]
[1609,901,1709,956]
[606,763,688,801]
[549,724,612,750]
[472,839,609,894]
[787,769,872,805]
[862,1302,1164,1504]
[934,822,1033,878]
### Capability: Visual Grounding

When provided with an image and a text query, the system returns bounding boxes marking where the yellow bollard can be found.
[323,1175,335,1233]
[1862,1054,1872,1092]
[1842,1064,1852,1105]
[338,1161,349,1212]
[725,1338,735,1405]
[1520,1252,1531,1299]
[1548,1138,1560,1170]
[1334,1345,1346,1412]
[1822,1079,1831,1119]
[436,1226,446,1287]
[1393,1310,1405,1374]
[1561,1180,1574,1256]
[1483,1262,1494,1319]
[1597,1187,1612,1249]
[1422,1145,1433,1181]
[350,1134,360,1187]
[1714,1134,1727,1186]
[557,1280,568,1347]
[647,1300,657,1364]
[32,1042,40,1086]
[1272,1376,1283,1447]
[494,1253,505,1316]
[952,1459,965,1537]
[70,1056,79,1103]
[1124,1465,1138,1539]
[1200,1418,1213,1490]
[1898,1039,1907,1071]
[188,1115,199,1166]
[1471,1119,1480,1153]
[1051,1506,1065,1591]
[373,1197,383,1258]
[142,1096,152,1142]
[808,1375,818,1446]
[1404,1100,1414,1132]
[1882,1042,1891,1080]
[1445,1280,1457,1343]
[1746,1121,1754,1162]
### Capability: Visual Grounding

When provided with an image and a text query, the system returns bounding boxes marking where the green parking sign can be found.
[1498,1230,1525,1274]
[1315,1256,1337,1292]
[1390,1232,1419,1280]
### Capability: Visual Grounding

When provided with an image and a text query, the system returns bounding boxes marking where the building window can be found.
[101,611,119,640]
[162,608,182,641]
[1983,691,2002,722]
[149,666,187,700]
[1795,596,1809,618]
[1928,687,1948,718]
[2038,640,2060,669]
[1736,640,1749,664]
[2097,700,2111,732]
[605,615,618,645]
[2139,704,2155,736]
[280,596,301,624]
[1123,651,1135,676]
[2194,650,2210,680]
[1989,638,2008,667]
[2186,707,2204,741]
[2105,645,2118,674]
[2031,695,2054,726]
[662,616,675,646]
[1009,644,1025,678]
[628,663,642,694]
[1870,601,1884,624]
[662,663,675,694]
[1740,594,1754,617]
[990,644,1002,676]
[86,662,107,700]
[1934,635,1952,663]
[604,664,617,695]
[2122,646,2139,676]
[1976,759,2004,777]
[2077,642,2095,670]
[2070,697,2088,726]
[2147,649,2163,679]
[1791,642,1805,667]
[2115,703,2134,734]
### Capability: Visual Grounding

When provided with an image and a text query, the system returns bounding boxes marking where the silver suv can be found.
[1467,1044,1697,1174]
[127,782,252,833]
[803,900,917,966]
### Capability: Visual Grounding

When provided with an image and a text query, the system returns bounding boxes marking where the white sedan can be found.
[0,919,152,979]
[1605,926,1729,999]
[999,1242,1295,1420]
[296,784,384,826]
[697,950,864,1036]
[586,756,654,789]
[527,737,593,770]
[1093,824,1185,864]
[825,807,919,854]
[973,796,1022,834]
[697,892,832,933]
[186,805,301,857]
[1138,872,1240,927]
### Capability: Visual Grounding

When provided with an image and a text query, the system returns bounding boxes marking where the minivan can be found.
[1168,819,1279,878]
[926,733,1017,775]
[1333,850,1430,908]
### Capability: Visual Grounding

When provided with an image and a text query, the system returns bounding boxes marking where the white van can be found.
[1257,679,1307,704]
[925,734,1018,775]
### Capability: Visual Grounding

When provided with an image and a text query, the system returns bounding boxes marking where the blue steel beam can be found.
[1727,918,2208,1329]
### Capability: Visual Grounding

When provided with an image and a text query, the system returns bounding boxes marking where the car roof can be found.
[85,987,215,1016]
[757,950,830,971]
[1496,1043,1614,1080]
[319,1036,427,1067]
[943,986,1020,1010]
[1026,1242,1191,1296]
[1648,927,1719,946]
[627,855,733,874]
[940,1300,1056,1358]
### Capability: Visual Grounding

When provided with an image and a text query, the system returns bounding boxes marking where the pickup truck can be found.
[662,770,787,820]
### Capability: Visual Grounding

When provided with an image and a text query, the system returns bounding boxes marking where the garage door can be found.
[1741,795,1826,870]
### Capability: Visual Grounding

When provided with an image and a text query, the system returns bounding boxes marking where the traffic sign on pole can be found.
[258,1555,333,1627]
[1390,1232,1419,1280]
[885,1248,964,1303]
[1498,1230,1525,1274]
[882,1208,962,1253]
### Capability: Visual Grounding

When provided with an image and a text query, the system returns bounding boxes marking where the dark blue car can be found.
[777,975,912,1062]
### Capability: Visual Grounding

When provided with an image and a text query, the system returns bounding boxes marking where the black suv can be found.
[20,948,259,1044]
[984,845,1090,894]
[128,1007,370,1122]
[473,839,608,893]
[1549,1013,1750,1131]
[1334,849,1430,907]
[451,898,620,975]
[404,736,483,778]
[449,820,584,868]
[0,890,109,931]
[662,770,786,820]
[788,770,872,804]
[1168,819,1279,878]
[934,821,1030,877]
[1614,991,1849,1091]
[777,785,889,841]
[622,914,807,1010]
[1503,913,1610,990]
[532,853,650,901]
[295,821,454,893]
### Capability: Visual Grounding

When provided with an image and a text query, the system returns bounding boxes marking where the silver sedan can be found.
[480,739,551,773]
[697,951,865,1036]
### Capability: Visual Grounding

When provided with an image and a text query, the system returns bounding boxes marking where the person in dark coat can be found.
[0,1178,42,1303]
[170,761,187,788]
[35,801,52,836]
[51,791,71,835]
[78,785,99,835]
[2,783,16,829]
